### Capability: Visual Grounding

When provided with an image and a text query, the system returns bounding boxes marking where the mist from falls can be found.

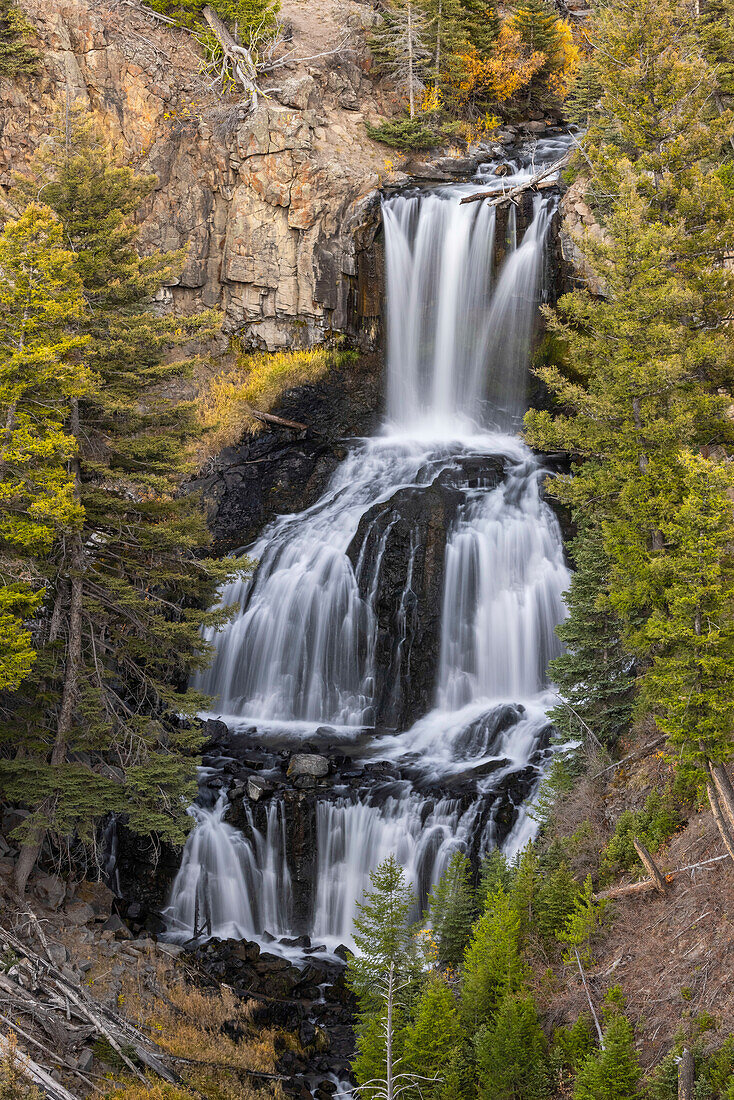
[164,143,571,951]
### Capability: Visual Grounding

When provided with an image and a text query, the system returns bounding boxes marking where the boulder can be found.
[76,880,115,920]
[65,901,95,927]
[287,754,329,779]
[247,776,270,801]
[30,873,66,910]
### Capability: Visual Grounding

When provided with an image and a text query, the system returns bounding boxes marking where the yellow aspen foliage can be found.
[451,26,544,113]
[544,20,580,101]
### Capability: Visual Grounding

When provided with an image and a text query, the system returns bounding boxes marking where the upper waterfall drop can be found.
[165,140,572,950]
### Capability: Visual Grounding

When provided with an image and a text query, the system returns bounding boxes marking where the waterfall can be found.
[165,140,572,951]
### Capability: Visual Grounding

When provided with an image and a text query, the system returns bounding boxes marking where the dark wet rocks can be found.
[184,351,383,553]
[346,458,505,730]
[188,937,356,1095]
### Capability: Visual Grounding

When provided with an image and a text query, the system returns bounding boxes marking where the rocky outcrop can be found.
[186,348,382,550]
[2,0,388,350]
[346,455,505,729]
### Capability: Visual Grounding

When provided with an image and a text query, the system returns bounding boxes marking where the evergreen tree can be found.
[403,975,461,1096]
[424,0,470,94]
[0,203,91,692]
[573,1012,642,1100]
[508,844,540,943]
[636,453,734,771]
[0,0,38,76]
[535,860,579,943]
[460,886,524,1030]
[2,112,239,892]
[347,856,423,1099]
[548,522,634,748]
[510,0,571,106]
[348,855,417,1004]
[426,850,477,968]
[455,0,500,58]
[564,54,603,127]
[369,0,432,117]
[477,848,514,909]
[697,0,734,97]
[474,990,550,1099]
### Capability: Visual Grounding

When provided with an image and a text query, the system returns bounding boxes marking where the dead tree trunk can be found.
[633,837,667,896]
[201,4,260,108]
[710,761,734,837]
[705,768,734,862]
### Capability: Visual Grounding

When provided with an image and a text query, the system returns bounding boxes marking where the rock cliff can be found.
[1,0,389,349]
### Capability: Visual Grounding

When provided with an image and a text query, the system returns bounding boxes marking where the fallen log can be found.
[591,735,666,779]
[633,836,667,896]
[459,153,571,207]
[0,1033,80,1100]
[594,852,730,901]
[249,409,309,431]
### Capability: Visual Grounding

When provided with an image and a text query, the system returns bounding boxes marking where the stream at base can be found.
[163,139,572,969]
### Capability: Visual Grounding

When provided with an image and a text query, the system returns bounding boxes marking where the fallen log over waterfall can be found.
[459,153,571,207]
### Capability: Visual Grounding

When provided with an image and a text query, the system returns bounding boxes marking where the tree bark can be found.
[710,761,734,837]
[407,2,415,119]
[678,1048,695,1100]
[633,836,667,895]
[386,961,394,1100]
[706,773,734,862]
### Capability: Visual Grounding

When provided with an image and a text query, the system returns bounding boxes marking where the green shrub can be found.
[366,113,445,151]
[601,789,682,881]
[0,0,38,76]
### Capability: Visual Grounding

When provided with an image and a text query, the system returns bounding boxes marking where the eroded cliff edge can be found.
[1,0,390,350]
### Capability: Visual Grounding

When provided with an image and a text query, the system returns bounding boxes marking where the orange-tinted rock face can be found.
[2,0,387,349]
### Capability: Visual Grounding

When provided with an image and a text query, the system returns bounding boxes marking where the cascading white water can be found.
[165,140,572,951]
[438,461,568,710]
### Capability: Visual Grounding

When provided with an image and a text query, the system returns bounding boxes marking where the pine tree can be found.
[0,203,92,693]
[424,0,470,95]
[402,976,461,1096]
[2,112,240,893]
[535,860,579,943]
[0,0,38,76]
[564,54,603,127]
[524,0,734,824]
[455,0,500,58]
[348,854,418,1004]
[548,522,634,748]
[510,0,572,106]
[474,990,550,1100]
[573,1012,642,1100]
[697,0,734,97]
[477,848,514,909]
[508,844,540,943]
[636,453,734,771]
[348,856,423,1099]
[426,851,477,968]
[369,0,432,117]
[460,886,524,1030]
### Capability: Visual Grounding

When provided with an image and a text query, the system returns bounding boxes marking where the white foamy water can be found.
[164,141,572,950]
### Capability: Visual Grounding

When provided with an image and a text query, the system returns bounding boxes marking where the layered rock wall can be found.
[1,0,387,349]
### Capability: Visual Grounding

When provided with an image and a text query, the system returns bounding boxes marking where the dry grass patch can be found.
[197,345,356,459]
[113,961,284,1099]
